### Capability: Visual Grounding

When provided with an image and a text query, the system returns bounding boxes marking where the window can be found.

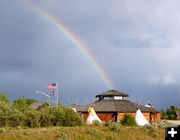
[104,96,113,100]
[114,96,123,100]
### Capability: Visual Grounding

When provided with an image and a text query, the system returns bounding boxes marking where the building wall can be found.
[177,115,180,119]
[118,112,150,122]
[81,112,160,123]
[82,112,116,122]
[151,113,161,122]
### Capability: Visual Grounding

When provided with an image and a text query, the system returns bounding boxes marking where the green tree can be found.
[121,114,137,126]
[39,106,65,126]
[167,106,176,120]
[26,98,38,105]
[0,101,24,127]
[63,107,82,126]
[160,109,166,119]
[23,108,40,127]
[12,96,29,112]
[0,92,10,104]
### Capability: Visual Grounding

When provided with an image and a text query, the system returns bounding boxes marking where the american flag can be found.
[47,83,56,89]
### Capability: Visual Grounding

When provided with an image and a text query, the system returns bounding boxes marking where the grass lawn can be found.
[0,126,165,140]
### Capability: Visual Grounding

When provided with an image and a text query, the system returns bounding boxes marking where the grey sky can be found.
[0,0,180,109]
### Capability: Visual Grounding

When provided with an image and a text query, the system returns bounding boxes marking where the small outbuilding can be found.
[30,102,46,110]
[75,90,161,123]
[176,111,180,119]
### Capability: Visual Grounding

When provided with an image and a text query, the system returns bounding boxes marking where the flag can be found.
[49,91,56,96]
[47,83,56,89]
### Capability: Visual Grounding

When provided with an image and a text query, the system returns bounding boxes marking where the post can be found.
[49,91,51,106]
[56,81,58,107]
[49,95,51,106]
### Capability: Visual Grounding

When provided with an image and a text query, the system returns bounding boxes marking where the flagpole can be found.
[56,81,58,107]
[49,91,51,106]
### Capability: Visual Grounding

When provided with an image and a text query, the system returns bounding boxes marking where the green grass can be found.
[0,126,165,140]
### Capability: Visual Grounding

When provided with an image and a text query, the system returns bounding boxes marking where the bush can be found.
[0,101,24,127]
[143,124,153,129]
[39,106,65,126]
[121,114,137,126]
[148,129,159,137]
[57,132,69,140]
[23,131,30,135]
[0,128,5,133]
[157,121,166,129]
[87,128,98,135]
[0,92,10,104]
[26,99,38,105]
[24,108,40,127]
[62,107,82,126]
[92,120,102,126]
[105,135,113,140]
[16,125,21,129]
[108,122,121,131]
[104,120,115,126]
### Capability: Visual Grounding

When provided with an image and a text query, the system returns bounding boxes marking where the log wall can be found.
[118,112,150,122]
[82,112,160,123]
[152,113,161,122]
[82,112,116,122]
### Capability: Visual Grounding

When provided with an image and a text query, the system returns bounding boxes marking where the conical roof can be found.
[95,90,129,98]
[86,107,102,124]
[135,109,149,126]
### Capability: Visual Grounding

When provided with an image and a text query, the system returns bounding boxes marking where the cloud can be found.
[1,0,180,109]
[148,73,175,85]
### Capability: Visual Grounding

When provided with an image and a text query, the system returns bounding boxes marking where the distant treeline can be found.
[0,92,83,127]
[160,106,180,120]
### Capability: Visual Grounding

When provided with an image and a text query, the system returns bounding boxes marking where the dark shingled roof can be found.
[30,102,45,110]
[75,99,159,113]
[96,90,129,98]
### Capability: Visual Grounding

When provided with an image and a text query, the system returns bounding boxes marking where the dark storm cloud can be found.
[0,0,180,109]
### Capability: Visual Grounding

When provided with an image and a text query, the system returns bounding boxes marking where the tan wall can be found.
[118,112,150,122]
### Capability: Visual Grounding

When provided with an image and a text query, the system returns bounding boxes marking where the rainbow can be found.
[24,0,114,89]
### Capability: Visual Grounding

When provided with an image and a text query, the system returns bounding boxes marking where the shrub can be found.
[148,129,159,137]
[16,125,21,129]
[26,99,38,105]
[62,107,82,126]
[77,135,85,140]
[57,132,69,140]
[0,92,10,104]
[121,114,137,126]
[24,108,40,127]
[143,124,153,129]
[92,120,102,126]
[0,128,5,133]
[39,106,65,126]
[87,128,98,135]
[105,135,113,140]
[108,122,121,131]
[23,131,30,135]
[12,96,29,112]
[0,101,24,127]
[104,120,115,126]
[157,122,166,129]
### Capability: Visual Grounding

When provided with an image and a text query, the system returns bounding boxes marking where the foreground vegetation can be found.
[0,92,166,139]
[160,105,180,120]
[0,92,82,127]
[0,125,165,140]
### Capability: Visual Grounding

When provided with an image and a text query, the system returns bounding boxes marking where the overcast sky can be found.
[1,0,180,109]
